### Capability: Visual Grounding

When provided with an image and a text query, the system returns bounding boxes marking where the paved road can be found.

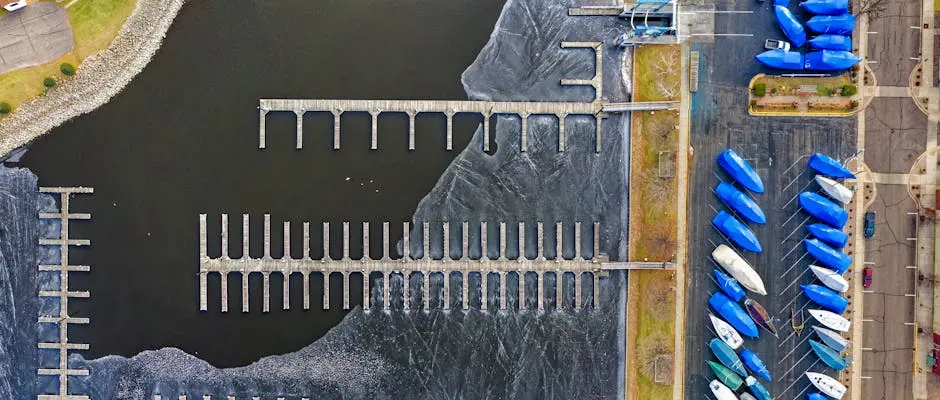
[683,2,855,399]
[859,0,927,398]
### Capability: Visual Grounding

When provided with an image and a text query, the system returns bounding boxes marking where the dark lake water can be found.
[20,0,506,368]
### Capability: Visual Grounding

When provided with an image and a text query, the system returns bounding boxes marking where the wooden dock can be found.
[199,215,671,313]
[37,187,93,400]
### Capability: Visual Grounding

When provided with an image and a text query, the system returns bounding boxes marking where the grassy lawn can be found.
[627,270,677,400]
[629,44,680,262]
[0,0,136,110]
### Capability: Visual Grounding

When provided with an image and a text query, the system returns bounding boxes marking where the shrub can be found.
[842,84,857,96]
[752,83,766,97]
[43,77,56,88]
[851,100,860,108]
[818,87,830,96]
[60,63,75,76]
[750,100,757,108]
[0,102,10,114]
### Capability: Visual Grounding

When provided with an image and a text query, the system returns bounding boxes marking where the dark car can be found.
[863,267,873,288]
[864,211,876,238]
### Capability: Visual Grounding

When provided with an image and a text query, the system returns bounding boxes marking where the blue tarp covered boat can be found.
[808,393,829,400]
[746,376,773,400]
[756,49,805,70]
[799,192,848,228]
[807,14,856,35]
[801,284,849,313]
[809,152,855,178]
[804,238,852,273]
[714,269,747,302]
[775,6,808,47]
[740,349,772,382]
[713,211,763,253]
[709,338,748,377]
[810,339,849,370]
[809,34,852,51]
[716,181,767,224]
[710,292,760,338]
[717,149,765,193]
[801,0,849,15]
[775,0,789,5]
[805,50,862,71]
[807,223,849,248]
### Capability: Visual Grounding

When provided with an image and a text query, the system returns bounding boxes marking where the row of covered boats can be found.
[756,0,861,71]
[706,150,857,399]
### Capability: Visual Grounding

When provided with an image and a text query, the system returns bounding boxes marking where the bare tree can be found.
[855,0,886,18]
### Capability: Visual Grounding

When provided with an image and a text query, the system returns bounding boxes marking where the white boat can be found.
[806,372,847,399]
[812,325,851,352]
[709,379,739,400]
[809,309,851,332]
[712,245,768,295]
[739,394,757,400]
[815,175,854,204]
[710,313,744,350]
[810,265,849,293]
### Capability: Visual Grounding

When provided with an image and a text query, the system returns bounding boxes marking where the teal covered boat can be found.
[810,339,848,370]
[746,376,773,400]
[709,338,748,376]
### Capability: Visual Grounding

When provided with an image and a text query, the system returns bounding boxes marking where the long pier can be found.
[199,215,668,312]
[37,187,93,400]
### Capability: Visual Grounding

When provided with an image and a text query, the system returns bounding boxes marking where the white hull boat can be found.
[810,309,851,332]
[810,265,849,293]
[709,379,739,400]
[806,372,847,399]
[712,245,768,295]
[812,325,851,352]
[739,394,757,400]
[710,313,744,350]
[815,175,854,204]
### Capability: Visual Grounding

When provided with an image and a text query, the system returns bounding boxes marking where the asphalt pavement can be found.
[682,1,856,399]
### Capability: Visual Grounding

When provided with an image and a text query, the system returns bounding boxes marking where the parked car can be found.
[864,211,876,238]
[863,267,873,288]
[764,39,791,52]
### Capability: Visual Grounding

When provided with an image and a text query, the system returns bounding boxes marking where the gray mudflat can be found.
[0,2,73,75]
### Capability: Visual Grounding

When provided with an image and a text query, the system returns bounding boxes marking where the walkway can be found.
[36,186,93,400]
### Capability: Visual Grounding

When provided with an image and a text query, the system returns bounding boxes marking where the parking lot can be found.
[682,1,857,399]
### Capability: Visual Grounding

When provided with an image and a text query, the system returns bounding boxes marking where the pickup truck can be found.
[764,39,791,52]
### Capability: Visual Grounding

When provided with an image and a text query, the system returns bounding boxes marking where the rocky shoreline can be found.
[0,0,185,157]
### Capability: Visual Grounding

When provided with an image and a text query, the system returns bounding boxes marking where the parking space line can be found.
[867,31,878,34]
[777,297,810,322]
[780,351,817,379]
[782,180,815,209]
[908,212,918,215]
[789,382,815,400]
[862,376,872,379]
[863,318,874,322]
[781,268,810,293]
[782,156,809,176]
[863,290,874,293]
[780,238,808,261]
[864,261,875,265]
[906,293,915,297]
[863,347,873,351]
[867,60,879,64]
[905,322,916,326]
[907,266,917,269]
[907,237,917,241]
[782,216,811,242]
[780,252,810,280]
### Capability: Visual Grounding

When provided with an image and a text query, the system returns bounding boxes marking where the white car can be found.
[3,1,27,12]
[764,39,791,52]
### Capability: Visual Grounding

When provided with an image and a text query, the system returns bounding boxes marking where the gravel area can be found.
[0,0,186,157]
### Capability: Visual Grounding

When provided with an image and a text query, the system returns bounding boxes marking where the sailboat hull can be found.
[745,299,778,337]
[810,308,851,332]
[810,339,848,371]
[810,265,849,293]
[710,313,744,350]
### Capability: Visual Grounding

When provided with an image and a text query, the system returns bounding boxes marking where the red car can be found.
[863,267,873,288]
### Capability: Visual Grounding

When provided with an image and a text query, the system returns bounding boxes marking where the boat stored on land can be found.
[810,339,848,370]
[710,292,760,338]
[708,360,744,390]
[740,393,757,400]
[800,0,849,15]
[806,371,847,399]
[807,14,856,35]
[710,338,748,376]
[713,211,763,253]
[712,245,767,295]
[813,325,851,352]
[804,50,862,71]
[799,192,849,228]
[807,223,849,248]
[756,49,805,70]
[745,376,772,400]
[810,265,849,292]
[801,284,849,314]
[774,5,807,46]
[745,298,778,337]
[709,380,739,400]
[810,308,851,332]
[804,238,852,273]
[808,393,828,400]
[717,149,765,193]
[710,313,745,350]
[815,175,854,204]
[808,34,852,51]
[716,181,767,224]
[714,269,747,302]
[808,152,856,178]
[740,349,772,381]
